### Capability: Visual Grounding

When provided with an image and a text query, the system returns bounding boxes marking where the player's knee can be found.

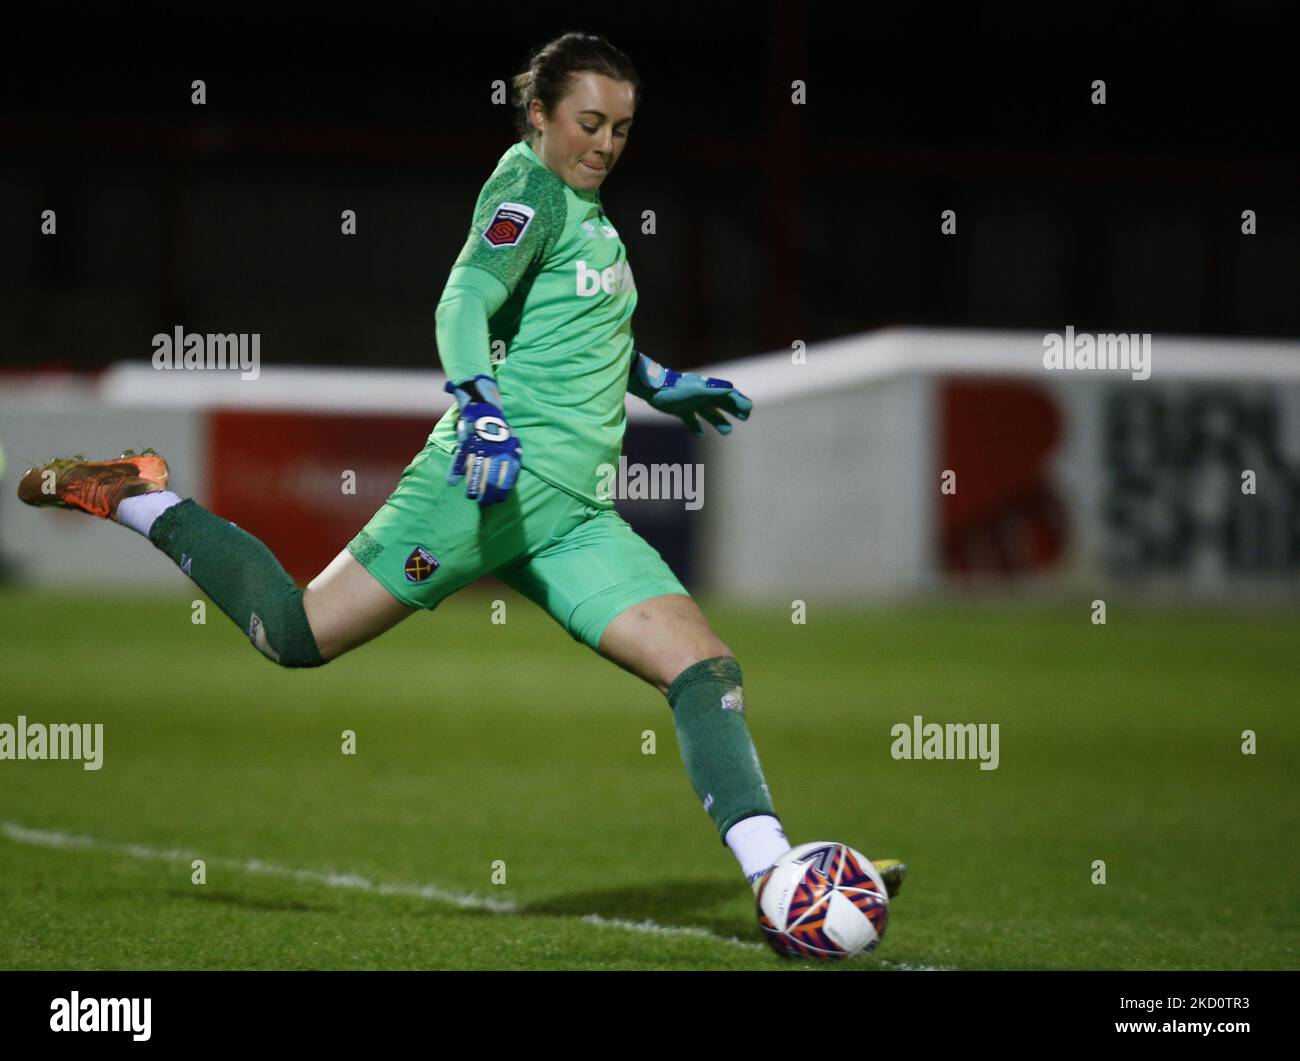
[664,645,736,691]
[267,644,330,669]
[695,633,734,668]
[247,597,330,668]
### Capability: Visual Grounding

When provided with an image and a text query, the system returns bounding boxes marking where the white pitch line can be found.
[1,820,517,913]
[1,821,951,968]
[581,913,766,951]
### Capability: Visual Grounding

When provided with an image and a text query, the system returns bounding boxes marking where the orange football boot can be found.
[17,448,169,520]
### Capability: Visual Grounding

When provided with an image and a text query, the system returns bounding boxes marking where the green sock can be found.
[149,499,324,668]
[665,656,778,844]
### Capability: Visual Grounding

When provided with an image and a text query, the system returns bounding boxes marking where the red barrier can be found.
[939,379,1067,576]
[207,410,433,582]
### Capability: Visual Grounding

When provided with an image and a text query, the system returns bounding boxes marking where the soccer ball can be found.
[756,841,889,960]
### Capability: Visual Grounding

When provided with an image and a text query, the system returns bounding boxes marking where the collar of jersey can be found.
[514,139,601,205]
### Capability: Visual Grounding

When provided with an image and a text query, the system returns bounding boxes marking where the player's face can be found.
[529,72,635,193]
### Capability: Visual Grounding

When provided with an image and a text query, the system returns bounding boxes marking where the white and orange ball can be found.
[756,841,890,960]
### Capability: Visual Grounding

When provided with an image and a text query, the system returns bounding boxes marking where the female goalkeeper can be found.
[18,32,901,901]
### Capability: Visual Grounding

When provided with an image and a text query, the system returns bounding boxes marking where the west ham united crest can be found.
[482,202,535,247]
[404,546,440,583]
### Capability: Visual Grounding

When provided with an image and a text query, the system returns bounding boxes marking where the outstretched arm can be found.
[627,350,753,436]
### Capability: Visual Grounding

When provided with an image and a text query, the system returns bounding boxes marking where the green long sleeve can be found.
[434,264,511,384]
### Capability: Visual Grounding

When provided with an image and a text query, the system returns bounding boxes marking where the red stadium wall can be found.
[939,379,1068,576]
[207,410,432,582]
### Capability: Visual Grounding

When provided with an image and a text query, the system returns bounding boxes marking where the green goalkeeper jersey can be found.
[428,138,638,509]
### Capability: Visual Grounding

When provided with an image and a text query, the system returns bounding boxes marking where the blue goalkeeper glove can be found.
[627,351,753,436]
[443,374,522,506]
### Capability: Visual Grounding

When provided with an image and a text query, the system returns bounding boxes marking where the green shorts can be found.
[346,440,689,650]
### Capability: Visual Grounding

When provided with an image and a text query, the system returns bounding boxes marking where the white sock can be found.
[115,490,183,537]
[726,814,791,884]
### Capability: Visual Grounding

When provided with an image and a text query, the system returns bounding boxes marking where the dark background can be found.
[1,1,1296,374]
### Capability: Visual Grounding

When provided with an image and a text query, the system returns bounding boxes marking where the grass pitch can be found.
[1,587,1296,970]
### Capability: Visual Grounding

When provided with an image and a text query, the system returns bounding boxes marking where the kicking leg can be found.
[302,547,416,661]
[143,498,416,665]
[17,450,414,666]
